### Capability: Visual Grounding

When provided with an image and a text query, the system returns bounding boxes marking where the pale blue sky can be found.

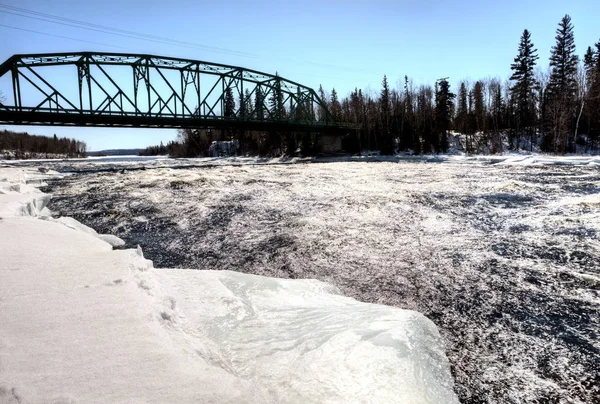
[1,0,599,151]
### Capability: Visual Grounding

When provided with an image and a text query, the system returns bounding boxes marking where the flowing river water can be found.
[39,158,599,403]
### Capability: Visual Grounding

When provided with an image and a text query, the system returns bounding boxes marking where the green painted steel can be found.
[0,52,350,132]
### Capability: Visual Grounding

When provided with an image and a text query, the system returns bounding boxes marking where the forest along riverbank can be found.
[44,159,600,403]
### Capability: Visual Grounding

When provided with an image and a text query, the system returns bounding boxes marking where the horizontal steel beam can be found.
[0,109,354,133]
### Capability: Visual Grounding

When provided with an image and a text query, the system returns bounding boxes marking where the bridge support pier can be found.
[318,133,343,153]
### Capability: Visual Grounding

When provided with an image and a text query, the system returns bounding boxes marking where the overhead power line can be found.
[0,24,127,49]
[0,3,374,76]
[0,4,258,58]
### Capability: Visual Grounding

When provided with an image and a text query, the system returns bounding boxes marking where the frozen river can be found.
[42,157,599,403]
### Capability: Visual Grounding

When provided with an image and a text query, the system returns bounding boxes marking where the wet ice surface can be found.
[43,159,600,403]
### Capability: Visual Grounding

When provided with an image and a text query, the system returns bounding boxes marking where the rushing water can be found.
[42,158,600,403]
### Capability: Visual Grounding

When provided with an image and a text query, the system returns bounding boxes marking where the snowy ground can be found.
[0,166,458,403]
[37,155,600,403]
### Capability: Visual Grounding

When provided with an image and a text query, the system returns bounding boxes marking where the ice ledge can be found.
[156,269,459,403]
[0,165,458,403]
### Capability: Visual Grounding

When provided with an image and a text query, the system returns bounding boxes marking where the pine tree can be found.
[269,74,284,120]
[586,41,600,100]
[434,78,455,153]
[415,85,433,154]
[510,29,539,146]
[238,88,253,154]
[594,40,600,80]
[242,88,252,118]
[546,14,579,153]
[548,15,579,100]
[254,86,264,120]
[379,75,393,154]
[473,81,486,148]
[455,82,469,151]
[330,88,341,121]
[466,88,478,150]
[489,80,505,153]
[401,76,415,151]
[318,84,328,122]
[583,46,596,84]
[586,41,600,150]
[224,87,236,117]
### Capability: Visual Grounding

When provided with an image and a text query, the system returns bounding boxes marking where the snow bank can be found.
[0,166,458,403]
[389,153,600,166]
[0,168,52,218]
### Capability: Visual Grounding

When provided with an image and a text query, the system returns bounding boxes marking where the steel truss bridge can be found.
[0,52,348,133]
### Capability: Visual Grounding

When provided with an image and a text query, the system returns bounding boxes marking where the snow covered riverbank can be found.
[0,166,458,403]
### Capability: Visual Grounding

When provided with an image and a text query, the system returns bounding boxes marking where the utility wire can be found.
[0,6,257,58]
[0,3,375,76]
[0,23,127,49]
[0,3,256,56]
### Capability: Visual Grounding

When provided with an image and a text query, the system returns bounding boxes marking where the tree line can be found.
[0,129,87,159]
[335,14,599,155]
[0,91,87,159]
[146,14,597,158]
[138,141,182,156]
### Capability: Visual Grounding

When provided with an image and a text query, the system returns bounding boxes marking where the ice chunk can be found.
[98,234,126,248]
[155,269,459,403]
[55,216,98,236]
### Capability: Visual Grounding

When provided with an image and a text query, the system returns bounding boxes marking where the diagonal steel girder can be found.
[0,52,351,132]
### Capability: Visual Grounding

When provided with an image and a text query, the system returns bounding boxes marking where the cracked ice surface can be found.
[44,157,600,403]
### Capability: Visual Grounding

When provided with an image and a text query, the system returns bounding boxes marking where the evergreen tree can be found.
[586,41,600,99]
[254,86,264,120]
[510,29,539,146]
[224,87,236,117]
[546,14,579,153]
[345,88,365,151]
[473,81,486,147]
[238,88,253,154]
[318,84,328,122]
[379,75,393,154]
[455,82,469,151]
[466,88,477,149]
[548,15,579,100]
[583,46,596,84]
[390,88,402,151]
[400,76,415,151]
[242,88,252,118]
[415,85,434,154]
[586,41,600,150]
[434,78,455,152]
[269,74,284,119]
[490,79,505,153]
[330,88,341,121]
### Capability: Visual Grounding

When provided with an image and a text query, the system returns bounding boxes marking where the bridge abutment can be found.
[318,134,343,153]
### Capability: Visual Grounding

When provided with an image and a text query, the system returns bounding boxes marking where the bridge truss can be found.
[0,52,346,132]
